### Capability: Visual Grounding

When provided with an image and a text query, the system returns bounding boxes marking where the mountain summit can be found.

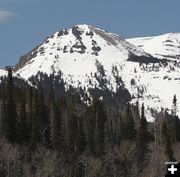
[14,24,148,79]
[14,25,180,120]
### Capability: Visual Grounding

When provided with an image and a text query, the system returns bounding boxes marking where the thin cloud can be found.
[0,10,14,22]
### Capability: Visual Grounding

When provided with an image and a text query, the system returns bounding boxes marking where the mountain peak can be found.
[73,24,92,29]
[14,25,146,75]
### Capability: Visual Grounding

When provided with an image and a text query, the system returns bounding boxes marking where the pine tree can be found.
[17,94,30,145]
[137,103,148,161]
[49,85,62,151]
[162,119,174,160]
[5,68,17,144]
[76,115,86,155]
[175,117,180,141]
[67,103,78,155]
[30,90,41,150]
[125,103,136,141]
[49,84,56,149]
[38,87,50,147]
[54,102,62,151]
[0,89,7,136]
[171,95,179,142]
[86,105,96,155]
[172,95,177,116]
[94,98,107,157]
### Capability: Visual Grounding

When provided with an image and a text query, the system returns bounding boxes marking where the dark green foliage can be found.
[94,98,107,157]
[175,117,180,141]
[85,105,96,154]
[170,95,180,142]
[38,87,50,147]
[66,105,78,155]
[17,94,30,145]
[50,99,62,151]
[172,94,177,116]
[30,90,41,150]
[4,68,17,144]
[0,89,7,136]
[76,116,86,155]
[49,85,66,152]
[162,119,174,160]
[125,103,136,141]
[84,97,107,157]
[137,103,148,161]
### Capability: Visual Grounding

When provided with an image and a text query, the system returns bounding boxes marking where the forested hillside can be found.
[0,68,180,177]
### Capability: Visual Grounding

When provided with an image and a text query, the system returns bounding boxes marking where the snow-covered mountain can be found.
[14,25,180,120]
[127,33,180,60]
[15,24,149,81]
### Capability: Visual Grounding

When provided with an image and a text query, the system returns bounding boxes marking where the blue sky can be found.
[0,0,180,68]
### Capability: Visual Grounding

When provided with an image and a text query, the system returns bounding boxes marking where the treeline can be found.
[0,68,180,177]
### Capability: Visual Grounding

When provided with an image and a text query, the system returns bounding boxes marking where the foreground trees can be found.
[3,68,17,144]
[0,71,180,177]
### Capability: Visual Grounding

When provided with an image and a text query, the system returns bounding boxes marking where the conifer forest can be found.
[0,68,180,177]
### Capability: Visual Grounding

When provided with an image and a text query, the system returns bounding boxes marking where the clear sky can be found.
[0,0,180,68]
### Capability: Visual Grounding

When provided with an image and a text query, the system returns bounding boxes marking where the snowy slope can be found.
[0,69,7,84]
[0,69,7,76]
[0,68,32,87]
[14,25,180,121]
[127,33,180,60]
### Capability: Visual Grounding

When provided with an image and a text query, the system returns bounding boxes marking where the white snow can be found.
[0,69,7,77]
[0,69,7,84]
[127,33,180,60]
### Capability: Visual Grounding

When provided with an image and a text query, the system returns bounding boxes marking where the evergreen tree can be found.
[125,103,136,141]
[175,117,180,141]
[162,119,174,160]
[172,95,177,116]
[93,98,107,157]
[30,90,41,150]
[76,115,86,155]
[0,88,7,136]
[17,94,30,145]
[86,105,96,155]
[171,95,179,142]
[38,87,50,147]
[49,84,56,149]
[137,103,148,161]
[49,85,62,151]
[5,68,17,144]
[67,103,78,155]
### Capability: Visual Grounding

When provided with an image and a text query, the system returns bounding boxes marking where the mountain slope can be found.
[14,25,180,120]
[0,69,7,76]
[0,68,32,88]
[0,69,7,83]
[127,33,180,60]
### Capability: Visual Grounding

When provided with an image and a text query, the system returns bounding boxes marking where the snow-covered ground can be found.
[0,69,7,76]
[127,33,180,60]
